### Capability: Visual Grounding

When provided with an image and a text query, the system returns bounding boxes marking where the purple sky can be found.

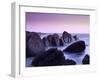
[26,12,89,33]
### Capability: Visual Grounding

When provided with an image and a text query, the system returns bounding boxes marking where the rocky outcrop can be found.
[26,32,45,57]
[32,48,66,66]
[42,31,74,47]
[63,40,85,53]
[82,55,90,64]
[62,31,72,43]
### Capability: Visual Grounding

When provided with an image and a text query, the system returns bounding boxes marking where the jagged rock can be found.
[63,40,85,53]
[62,31,72,43]
[82,55,90,64]
[42,37,49,47]
[64,59,76,65]
[26,32,45,57]
[32,48,66,66]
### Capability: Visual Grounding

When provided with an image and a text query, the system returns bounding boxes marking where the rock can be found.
[26,31,32,57]
[52,33,60,46]
[59,37,64,46]
[47,34,60,46]
[26,32,45,57]
[82,55,90,64]
[64,59,76,65]
[42,37,49,47]
[62,31,72,43]
[63,40,85,53]
[26,31,31,42]
[32,48,66,66]
[47,35,53,46]
[73,35,78,41]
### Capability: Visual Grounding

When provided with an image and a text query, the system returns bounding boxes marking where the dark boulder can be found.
[32,48,66,66]
[26,32,45,57]
[82,55,90,64]
[62,31,72,43]
[63,40,85,53]
[64,59,76,65]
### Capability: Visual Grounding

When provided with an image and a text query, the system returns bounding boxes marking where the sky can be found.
[26,12,90,33]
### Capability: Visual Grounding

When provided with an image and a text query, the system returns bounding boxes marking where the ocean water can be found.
[26,33,89,67]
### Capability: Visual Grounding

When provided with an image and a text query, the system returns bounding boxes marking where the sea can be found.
[26,33,89,67]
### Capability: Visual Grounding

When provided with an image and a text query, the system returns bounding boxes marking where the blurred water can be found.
[26,33,89,67]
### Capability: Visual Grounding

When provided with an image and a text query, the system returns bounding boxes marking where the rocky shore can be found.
[26,31,90,67]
